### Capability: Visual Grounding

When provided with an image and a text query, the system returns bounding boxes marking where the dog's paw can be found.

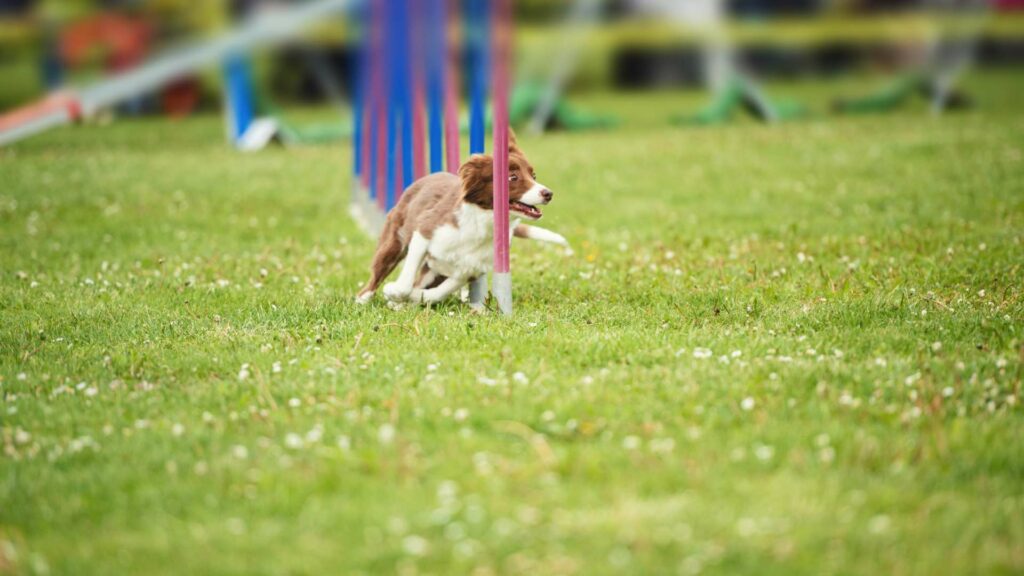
[386,300,406,311]
[382,282,410,302]
[468,302,487,314]
[355,291,374,305]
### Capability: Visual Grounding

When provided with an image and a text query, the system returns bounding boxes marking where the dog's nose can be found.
[541,189,553,203]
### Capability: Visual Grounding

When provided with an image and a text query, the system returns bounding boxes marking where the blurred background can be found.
[0,0,1021,140]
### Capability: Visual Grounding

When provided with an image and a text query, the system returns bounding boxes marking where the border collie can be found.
[356,134,567,308]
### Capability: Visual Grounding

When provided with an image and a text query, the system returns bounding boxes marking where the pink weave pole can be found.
[374,100,387,212]
[491,0,513,314]
[360,0,379,190]
[412,78,427,180]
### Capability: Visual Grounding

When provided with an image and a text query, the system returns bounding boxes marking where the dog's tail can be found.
[356,215,407,304]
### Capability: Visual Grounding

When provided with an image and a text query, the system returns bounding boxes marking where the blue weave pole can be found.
[397,0,414,191]
[368,0,383,204]
[352,1,368,181]
[223,54,256,145]
[427,0,445,173]
[467,0,489,155]
[384,0,399,210]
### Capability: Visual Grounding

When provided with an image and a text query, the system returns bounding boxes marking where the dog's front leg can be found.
[513,224,573,254]
[410,276,466,305]
[383,232,429,302]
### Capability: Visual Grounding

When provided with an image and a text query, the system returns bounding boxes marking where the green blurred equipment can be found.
[518,0,618,134]
[833,0,989,116]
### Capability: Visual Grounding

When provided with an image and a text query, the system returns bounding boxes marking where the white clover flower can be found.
[237,364,250,381]
[740,397,756,411]
[650,438,675,454]
[692,348,712,359]
[14,428,31,444]
[284,433,303,449]
[402,535,429,557]
[378,424,396,445]
[232,445,249,460]
[868,515,891,534]
[622,435,641,450]
[754,444,775,461]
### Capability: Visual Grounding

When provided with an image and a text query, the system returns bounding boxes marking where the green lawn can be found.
[1,71,1022,576]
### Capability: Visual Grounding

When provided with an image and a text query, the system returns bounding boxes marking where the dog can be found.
[356,133,567,308]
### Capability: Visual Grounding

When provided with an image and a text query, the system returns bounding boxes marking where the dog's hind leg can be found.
[383,232,429,302]
[356,219,406,304]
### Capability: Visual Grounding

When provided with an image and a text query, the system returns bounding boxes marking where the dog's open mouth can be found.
[510,200,542,220]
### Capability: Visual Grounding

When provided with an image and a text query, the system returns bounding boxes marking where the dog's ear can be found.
[459,154,494,209]
[508,128,521,154]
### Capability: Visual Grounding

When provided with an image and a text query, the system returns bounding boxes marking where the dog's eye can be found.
[509,174,518,182]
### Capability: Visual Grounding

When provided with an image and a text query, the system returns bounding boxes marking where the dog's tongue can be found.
[511,201,542,219]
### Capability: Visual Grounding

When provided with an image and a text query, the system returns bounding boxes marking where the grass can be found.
[1,70,1023,575]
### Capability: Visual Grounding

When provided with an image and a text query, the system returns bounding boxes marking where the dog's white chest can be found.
[426,204,494,279]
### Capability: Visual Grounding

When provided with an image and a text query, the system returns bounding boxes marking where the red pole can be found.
[412,76,427,179]
[491,0,513,315]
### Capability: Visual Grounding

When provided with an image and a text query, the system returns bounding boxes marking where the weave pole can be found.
[411,0,427,181]
[372,0,387,214]
[398,0,414,194]
[467,0,491,308]
[468,0,488,156]
[383,0,402,210]
[443,0,461,174]
[426,0,445,174]
[491,0,513,315]
[354,0,371,196]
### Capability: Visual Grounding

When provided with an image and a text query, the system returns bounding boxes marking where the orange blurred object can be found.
[59,14,153,72]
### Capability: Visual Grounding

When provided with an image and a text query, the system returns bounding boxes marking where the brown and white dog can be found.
[356,135,568,308]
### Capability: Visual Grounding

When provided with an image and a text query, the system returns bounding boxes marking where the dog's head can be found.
[458,131,552,220]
